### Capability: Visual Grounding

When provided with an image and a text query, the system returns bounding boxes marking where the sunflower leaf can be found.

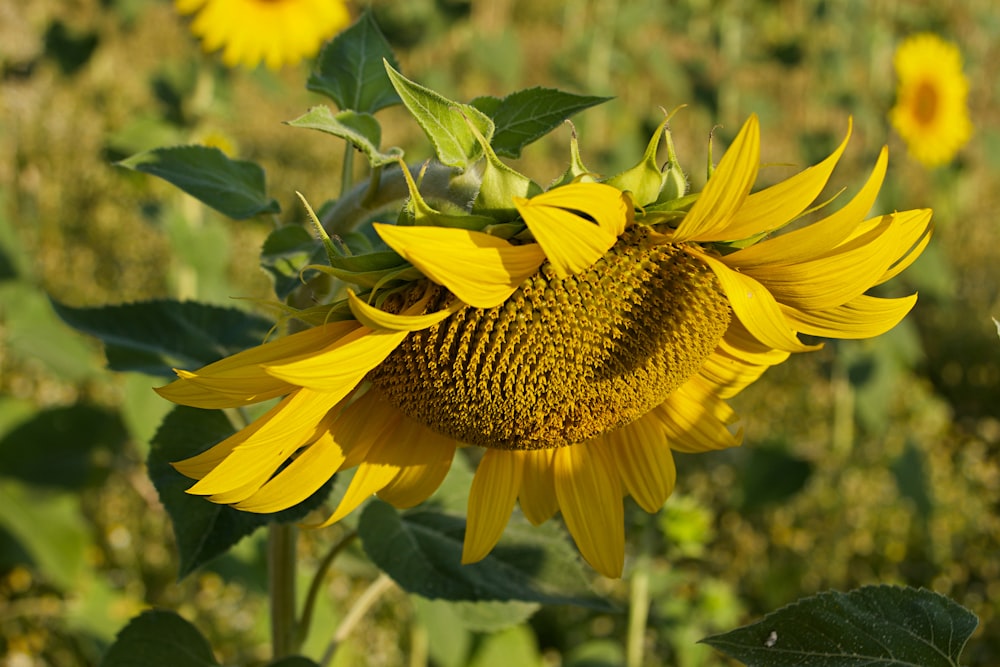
[117,146,280,220]
[51,299,274,378]
[260,225,325,300]
[358,500,612,610]
[148,406,333,578]
[470,88,612,158]
[99,609,219,667]
[701,585,978,667]
[285,106,403,167]
[307,9,401,113]
[385,63,495,170]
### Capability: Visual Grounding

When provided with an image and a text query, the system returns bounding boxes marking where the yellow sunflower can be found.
[176,0,351,70]
[157,115,932,577]
[889,33,972,167]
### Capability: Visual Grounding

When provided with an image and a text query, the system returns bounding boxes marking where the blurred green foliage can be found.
[1,0,999,665]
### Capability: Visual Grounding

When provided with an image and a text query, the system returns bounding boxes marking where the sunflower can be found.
[176,0,351,70]
[157,115,931,577]
[889,33,972,167]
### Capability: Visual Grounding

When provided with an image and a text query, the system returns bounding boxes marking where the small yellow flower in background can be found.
[157,116,932,578]
[889,33,972,167]
[176,0,351,70]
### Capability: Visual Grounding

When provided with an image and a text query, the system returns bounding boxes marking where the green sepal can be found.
[307,250,422,289]
[384,62,495,170]
[550,122,599,188]
[397,160,499,231]
[654,119,689,203]
[285,106,403,168]
[462,112,541,221]
[607,119,669,207]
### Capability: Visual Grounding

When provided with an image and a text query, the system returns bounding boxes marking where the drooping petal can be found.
[374,223,546,308]
[869,209,933,285]
[699,322,790,398]
[726,147,888,267]
[514,182,628,278]
[654,377,743,453]
[610,415,677,513]
[720,119,851,241]
[264,326,407,392]
[347,287,464,332]
[781,294,918,339]
[463,449,524,564]
[156,320,358,408]
[672,115,760,242]
[518,448,559,526]
[554,440,624,578]
[376,417,457,508]
[689,248,817,353]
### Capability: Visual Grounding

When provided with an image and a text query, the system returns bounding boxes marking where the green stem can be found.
[626,519,654,667]
[320,573,395,667]
[296,529,358,649]
[269,523,299,660]
[341,143,356,197]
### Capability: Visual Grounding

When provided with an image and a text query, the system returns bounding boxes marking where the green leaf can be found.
[148,406,332,578]
[286,107,403,167]
[118,146,280,220]
[471,88,611,158]
[358,500,610,609]
[100,609,219,667]
[307,10,401,113]
[385,63,495,170]
[51,299,274,378]
[737,445,813,511]
[701,585,979,667]
[0,404,127,489]
[260,225,325,300]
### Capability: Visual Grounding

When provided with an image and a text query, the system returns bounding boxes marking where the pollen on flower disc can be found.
[368,227,732,450]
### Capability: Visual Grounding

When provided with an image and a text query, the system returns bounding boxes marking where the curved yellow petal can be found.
[376,417,457,508]
[520,182,629,236]
[611,415,677,513]
[721,119,851,241]
[554,440,624,578]
[374,223,546,308]
[264,326,406,392]
[513,193,620,279]
[690,248,817,353]
[463,449,524,564]
[654,378,743,453]
[699,323,790,398]
[518,448,558,526]
[870,209,933,285]
[672,115,760,242]
[347,287,464,332]
[727,147,888,267]
[781,294,918,339]
[156,320,358,408]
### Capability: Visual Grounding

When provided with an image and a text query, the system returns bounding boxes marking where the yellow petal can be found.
[690,249,817,353]
[374,223,546,309]
[698,323,790,398]
[554,440,624,578]
[726,147,888,267]
[376,417,457,508]
[871,209,933,285]
[721,119,851,241]
[781,294,918,339]
[610,416,677,513]
[654,378,743,453]
[672,115,760,242]
[347,287,463,332]
[463,449,524,564]
[156,320,358,408]
[518,448,558,526]
[232,427,346,513]
[264,326,406,392]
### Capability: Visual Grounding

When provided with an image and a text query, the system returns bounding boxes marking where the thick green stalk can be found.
[269,523,299,659]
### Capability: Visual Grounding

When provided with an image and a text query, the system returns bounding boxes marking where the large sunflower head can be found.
[889,32,972,167]
[157,113,932,577]
[176,0,351,70]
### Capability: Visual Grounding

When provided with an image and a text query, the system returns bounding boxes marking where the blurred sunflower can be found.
[157,115,931,577]
[176,0,351,70]
[889,33,972,167]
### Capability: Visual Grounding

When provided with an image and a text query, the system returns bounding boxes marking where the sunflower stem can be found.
[296,529,358,649]
[626,518,654,667]
[269,523,298,660]
[320,573,395,667]
[341,142,355,197]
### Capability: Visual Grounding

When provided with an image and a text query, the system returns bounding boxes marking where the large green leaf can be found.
[148,406,332,578]
[118,146,280,220]
[701,585,978,667]
[100,609,218,667]
[51,299,274,378]
[307,10,401,113]
[471,88,612,158]
[358,500,610,610]
[286,106,403,167]
[385,64,495,170]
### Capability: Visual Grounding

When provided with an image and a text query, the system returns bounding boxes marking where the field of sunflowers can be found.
[2,1,999,666]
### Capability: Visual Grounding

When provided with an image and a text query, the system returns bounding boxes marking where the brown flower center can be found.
[368,227,731,450]
[914,79,939,126]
